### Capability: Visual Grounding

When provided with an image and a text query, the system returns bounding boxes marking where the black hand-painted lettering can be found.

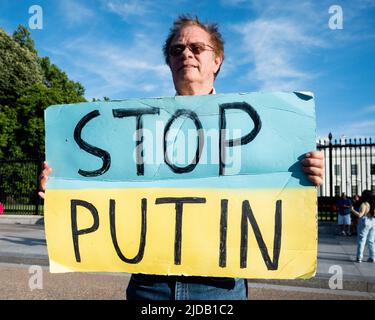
[240,199,282,270]
[219,102,262,175]
[74,110,111,177]
[71,199,100,263]
[219,199,228,268]
[293,92,313,101]
[155,197,206,265]
[113,107,160,176]
[109,199,147,264]
[164,109,204,174]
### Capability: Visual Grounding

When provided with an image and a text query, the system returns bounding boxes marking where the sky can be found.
[1,0,375,140]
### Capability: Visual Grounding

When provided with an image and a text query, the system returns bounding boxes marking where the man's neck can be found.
[175,83,214,96]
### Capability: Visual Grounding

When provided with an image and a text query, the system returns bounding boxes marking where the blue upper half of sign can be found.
[45,92,316,188]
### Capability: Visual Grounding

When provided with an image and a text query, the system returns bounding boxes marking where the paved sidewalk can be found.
[263,225,375,293]
[0,217,374,294]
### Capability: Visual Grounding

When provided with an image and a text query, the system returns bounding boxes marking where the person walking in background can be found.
[350,194,360,236]
[337,192,352,236]
[351,190,375,263]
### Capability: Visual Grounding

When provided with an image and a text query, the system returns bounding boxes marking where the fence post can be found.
[329,132,333,197]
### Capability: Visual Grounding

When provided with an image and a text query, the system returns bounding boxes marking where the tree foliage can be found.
[0,25,87,207]
[12,24,37,54]
[0,25,86,159]
[0,28,42,107]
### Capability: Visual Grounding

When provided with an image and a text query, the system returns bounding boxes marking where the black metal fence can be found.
[317,133,375,198]
[317,196,338,222]
[0,158,43,215]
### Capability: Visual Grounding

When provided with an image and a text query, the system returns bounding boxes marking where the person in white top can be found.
[351,190,375,263]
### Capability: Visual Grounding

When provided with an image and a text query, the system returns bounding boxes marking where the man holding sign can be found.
[39,15,323,300]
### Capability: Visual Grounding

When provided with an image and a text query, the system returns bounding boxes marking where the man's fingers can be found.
[38,191,45,200]
[305,150,324,159]
[41,168,52,178]
[302,158,324,169]
[39,161,52,194]
[301,165,324,177]
[41,165,52,175]
[41,161,52,174]
[308,175,323,186]
[302,151,324,187]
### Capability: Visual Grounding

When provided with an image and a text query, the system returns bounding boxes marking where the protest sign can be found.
[44,92,317,278]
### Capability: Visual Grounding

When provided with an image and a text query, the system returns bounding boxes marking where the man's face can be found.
[168,25,222,94]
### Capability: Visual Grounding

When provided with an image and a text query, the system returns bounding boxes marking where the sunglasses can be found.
[169,42,215,57]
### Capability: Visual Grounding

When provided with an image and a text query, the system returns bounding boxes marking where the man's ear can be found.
[213,54,223,74]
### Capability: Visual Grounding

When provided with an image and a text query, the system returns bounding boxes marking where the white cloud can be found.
[361,105,375,114]
[50,34,173,100]
[320,119,375,138]
[59,0,95,26]
[218,56,237,79]
[227,0,375,92]
[232,18,325,91]
[105,0,153,20]
[345,120,375,137]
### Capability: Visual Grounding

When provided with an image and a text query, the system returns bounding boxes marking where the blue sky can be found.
[1,0,375,139]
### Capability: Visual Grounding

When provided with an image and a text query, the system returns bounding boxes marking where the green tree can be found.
[12,24,37,54]
[0,28,42,107]
[15,82,85,157]
[0,26,86,159]
[0,105,20,158]
[0,25,87,208]
[39,57,85,102]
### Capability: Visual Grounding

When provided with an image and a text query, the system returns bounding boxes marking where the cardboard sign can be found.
[44,92,317,279]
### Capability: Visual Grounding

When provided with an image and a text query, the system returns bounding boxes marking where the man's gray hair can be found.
[163,14,225,78]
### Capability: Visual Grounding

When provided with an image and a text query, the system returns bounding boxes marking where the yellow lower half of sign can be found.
[44,187,317,279]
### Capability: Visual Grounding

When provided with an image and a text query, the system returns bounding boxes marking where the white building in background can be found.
[317,135,375,197]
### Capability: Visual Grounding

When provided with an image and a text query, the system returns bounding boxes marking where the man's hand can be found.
[38,161,52,199]
[301,151,324,186]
